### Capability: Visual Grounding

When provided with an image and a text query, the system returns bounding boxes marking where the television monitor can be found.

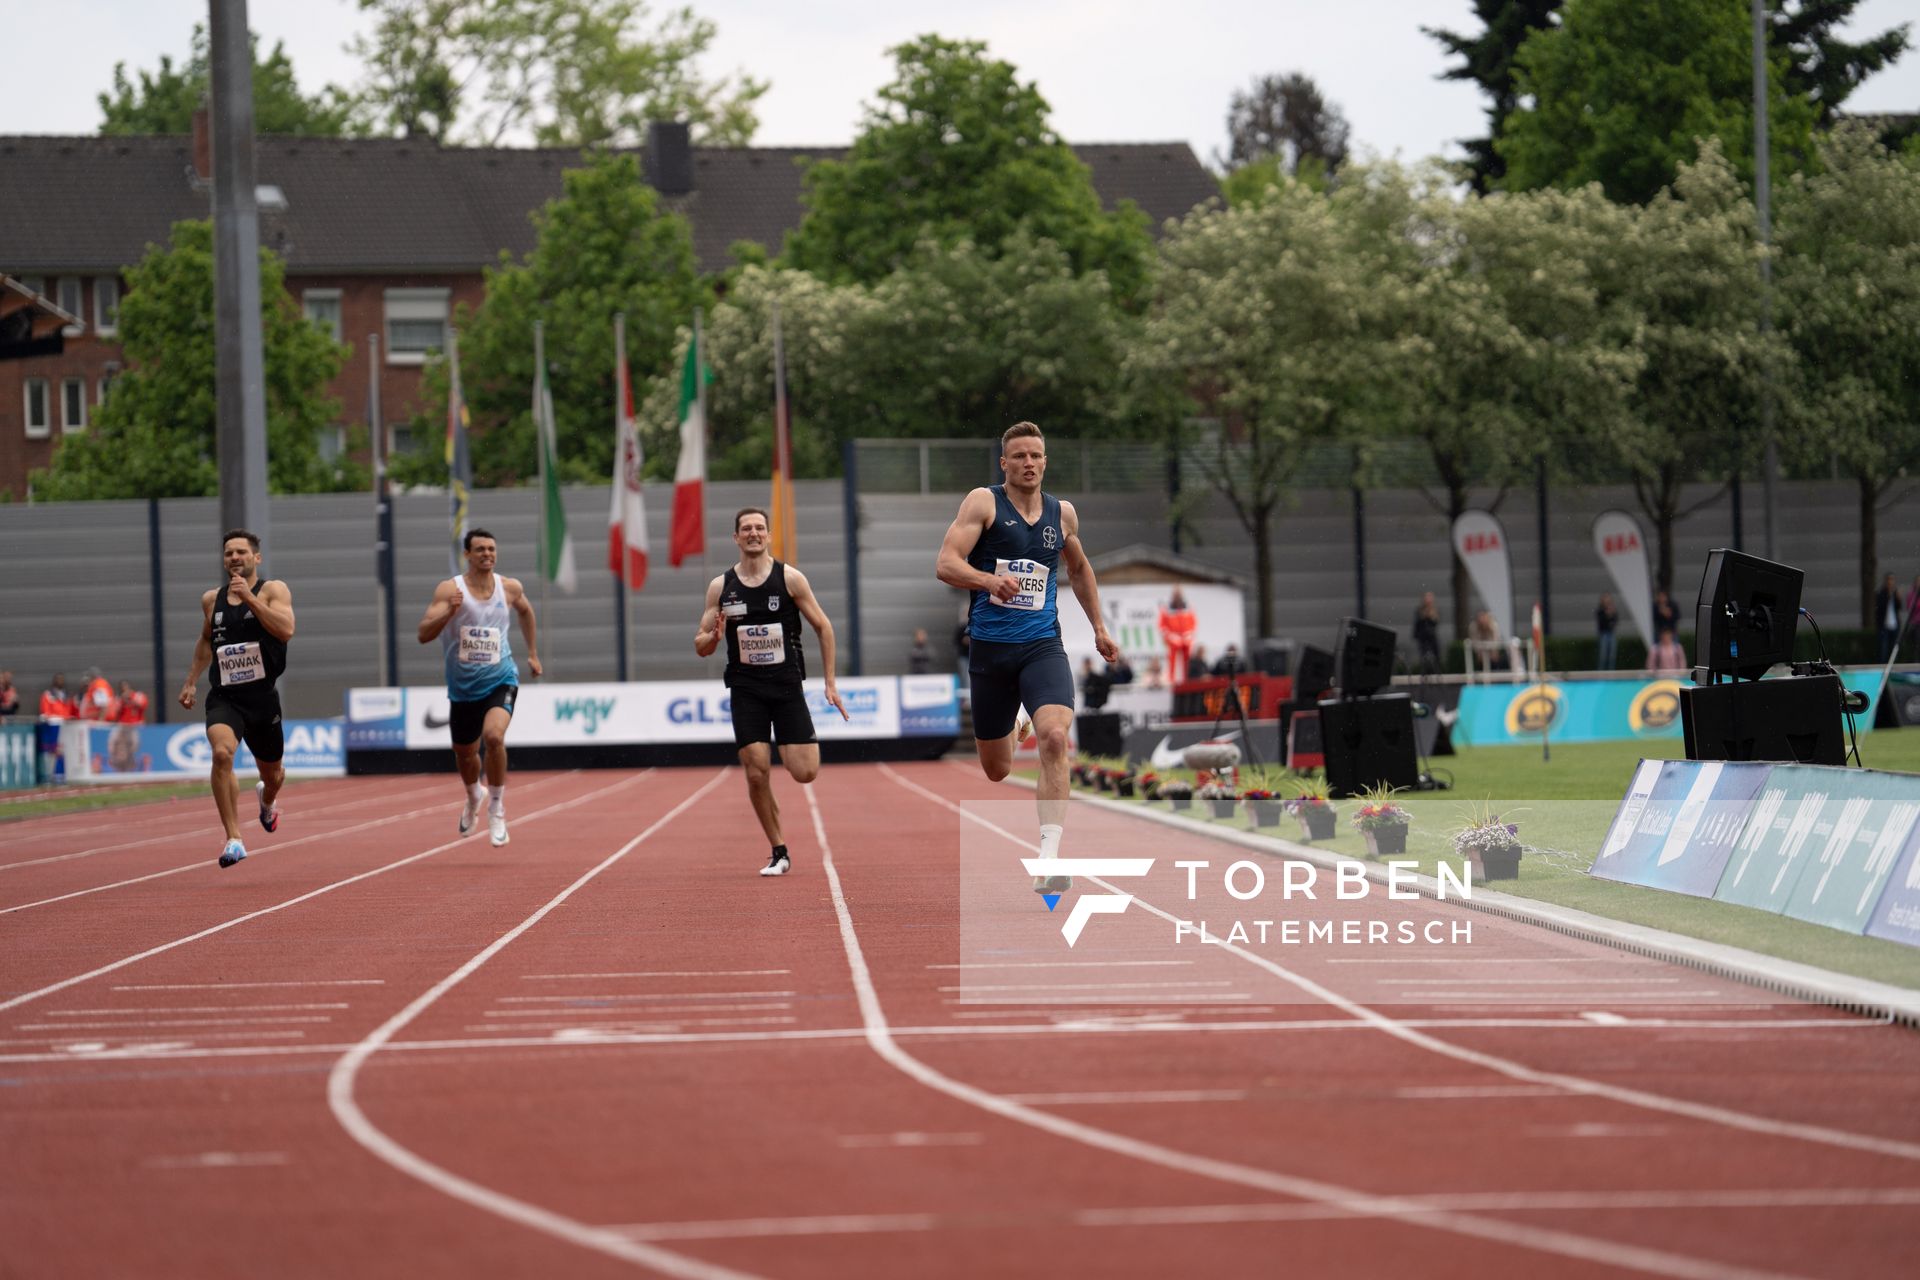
[1335,618,1397,697]
[1693,550,1802,682]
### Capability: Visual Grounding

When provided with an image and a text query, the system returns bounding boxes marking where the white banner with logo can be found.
[1591,509,1654,644]
[1057,582,1244,684]
[1451,509,1514,641]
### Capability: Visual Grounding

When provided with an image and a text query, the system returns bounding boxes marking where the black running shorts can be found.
[728,681,816,748]
[205,688,285,764]
[449,683,517,747]
[969,635,1074,740]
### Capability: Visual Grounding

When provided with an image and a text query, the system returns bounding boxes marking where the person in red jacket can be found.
[1158,589,1197,687]
[111,680,150,724]
[79,668,114,721]
[38,673,79,719]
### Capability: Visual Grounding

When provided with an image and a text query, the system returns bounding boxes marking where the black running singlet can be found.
[721,561,805,688]
[209,580,288,696]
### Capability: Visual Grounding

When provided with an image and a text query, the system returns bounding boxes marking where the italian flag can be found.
[607,325,649,590]
[669,327,707,567]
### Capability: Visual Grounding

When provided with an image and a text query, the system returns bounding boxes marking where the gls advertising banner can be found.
[82,721,346,779]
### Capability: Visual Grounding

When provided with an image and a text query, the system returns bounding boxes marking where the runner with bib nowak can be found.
[178,529,296,869]
[695,507,848,878]
[936,422,1120,895]
[417,528,541,847]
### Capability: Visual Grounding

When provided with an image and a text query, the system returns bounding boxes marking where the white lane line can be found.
[614,1212,942,1242]
[0,772,617,1013]
[478,1018,801,1035]
[0,1030,310,1048]
[325,767,761,1280]
[946,994,1254,1004]
[890,768,1920,1166]
[18,1016,333,1030]
[1397,1086,1565,1099]
[1325,957,1646,965]
[144,1151,290,1169]
[520,970,791,980]
[112,990,385,997]
[837,1132,982,1149]
[495,992,796,1003]
[938,982,1233,992]
[925,961,1193,970]
[1391,978,1684,986]
[48,1004,349,1015]
[1004,1090,1249,1106]
[864,774,1811,1280]
[481,1004,794,1018]
[1530,1123,1670,1139]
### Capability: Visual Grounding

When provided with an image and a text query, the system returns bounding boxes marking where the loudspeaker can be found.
[1336,618,1398,696]
[1076,711,1125,758]
[1318,694,1419,797]
[1295,645,1335,701]
[1680,675,1845,765]
[1251,637,1294,677]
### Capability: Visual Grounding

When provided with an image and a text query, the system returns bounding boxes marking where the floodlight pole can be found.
[209,0,269,546]
[1752,0,1778,561]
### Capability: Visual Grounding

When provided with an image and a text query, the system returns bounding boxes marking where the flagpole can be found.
[614,312,631,684]
[694,305,713,675]
[534,319,551,672]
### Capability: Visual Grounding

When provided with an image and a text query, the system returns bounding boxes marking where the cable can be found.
[1799,607,1864,767]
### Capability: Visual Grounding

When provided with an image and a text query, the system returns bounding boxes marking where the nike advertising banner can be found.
[1451,509,1513,642]
[1592,509,1654,643]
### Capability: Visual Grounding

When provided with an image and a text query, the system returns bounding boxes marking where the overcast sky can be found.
[9,0,1920,169]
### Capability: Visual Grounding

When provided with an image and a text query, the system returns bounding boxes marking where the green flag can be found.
[535,348,577,592]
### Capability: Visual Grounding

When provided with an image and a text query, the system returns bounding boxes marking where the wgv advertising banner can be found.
[82,721,346,779]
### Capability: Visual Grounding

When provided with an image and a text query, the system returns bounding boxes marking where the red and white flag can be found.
[669,321,707,567]
[607,319,648,590]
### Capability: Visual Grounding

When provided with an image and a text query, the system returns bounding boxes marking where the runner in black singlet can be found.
[178,529,296,869]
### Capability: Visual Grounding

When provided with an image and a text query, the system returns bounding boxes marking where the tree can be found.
[780,36,1153,308]
[1424,0,1563,192]
[350,0,765,146]
[1221,72,1352,182]
[1498,0,1817,205]
[33,223,355,500]
[1770,0,1910,125]
[390,152,700,490]
[1776,125,1920,624]
[98,23,356,136]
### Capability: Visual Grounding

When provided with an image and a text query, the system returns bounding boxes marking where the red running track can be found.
[2,762,1917,1279]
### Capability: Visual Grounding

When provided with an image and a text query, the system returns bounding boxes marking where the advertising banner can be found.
[0,722,35,790]
[1591,759,1698,886]
[81,721,346,780]
[1780,771,1920,933]
[1716,765,1840,913]
[1458,671,1884,747]
[1591,760,1775,897]
[1451,509,1513,641]
[1864,820,1920,948]
[1592,509,1654,644]
[898,675,962,737]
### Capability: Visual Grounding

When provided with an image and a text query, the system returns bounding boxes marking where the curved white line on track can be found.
[885,765,1920,1164]
[325,767,763,1280]
[0,772,611,1014]
[826,782,1804,1280]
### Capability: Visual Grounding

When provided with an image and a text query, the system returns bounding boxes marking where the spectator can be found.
[0,670,19,717]
[1652,588,1680,640]
[1078,658,1112,710]
[1412,592,1441,672]
[1141,657,1167,689]
[111,680,150,724]
[1106,652,1135,685]
[1595,593,1619,671]
[1470,610,1509,671]
[1216,643,1244,677]
[1908,575,1920,660]
[39,673,79,719]
[1646,628,1687,673]
[1158,590,1197,689]
[79,667,114,721]
[907,628,933,675]
[1875,573,1905,663]
[1186,645,1211,680]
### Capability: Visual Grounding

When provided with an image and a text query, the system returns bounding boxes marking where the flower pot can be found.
[1143,783,1161,802]
[1207,798,1238,820]
[1095,774,1113,792]
[1168,795,1193,812]
[1248,799,1283,828]
[1116,779,1136,798]
[1297,807,1336,841]
[1363,825,1409,857]
[1467,846,1521,881]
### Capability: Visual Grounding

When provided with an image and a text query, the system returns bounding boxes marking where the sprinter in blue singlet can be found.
[936,422,1121,894]
[417,528,542,847]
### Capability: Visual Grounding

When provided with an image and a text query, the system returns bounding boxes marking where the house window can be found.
[317,424,346,461]
[384,288,450,364]
[304,289,343,343]
[57,278,84,335]
[24,379,51,438]
[95,276,120,335]
[62,378,87,432]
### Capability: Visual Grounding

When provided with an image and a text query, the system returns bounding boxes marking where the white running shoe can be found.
[218,838,247,869]
[460,790,482,836]
[760,849,791,876]
[488,813,509,847]
[1032,872,1072,894]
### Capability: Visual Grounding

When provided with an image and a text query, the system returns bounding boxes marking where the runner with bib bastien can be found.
[694,507,848,877]
[936,422,1120,894]
[417,529,541,847]
[178,529,296,869]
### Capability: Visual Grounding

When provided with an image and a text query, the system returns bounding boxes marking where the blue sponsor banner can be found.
[1781,772,1920,933]
[85,721,345,779]
[1459,672,1886,747]
[344,688,406,748]
[1592,760,1776,897]
[1865,820,1920,948]
[898,675,961,737]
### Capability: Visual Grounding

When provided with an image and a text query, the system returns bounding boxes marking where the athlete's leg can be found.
[480,706,512,789]
[975,731,1014,782]
[258,758,285,809]
[455,742,483,789]
[740,742,782,845]
[207,722,243,841]
[780,743,820,785]
[1032,703,1073,808]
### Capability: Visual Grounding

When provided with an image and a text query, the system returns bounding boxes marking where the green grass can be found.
[1055,729,1920,991]
[1,780,236,821]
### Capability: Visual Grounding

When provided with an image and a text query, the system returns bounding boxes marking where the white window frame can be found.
[384,287,450,366]
[303,288,343,343]
[23,378,51,439]
[57,278,85,337]
[94,276,120,336]
[61,377,88,432]
[316,423,347,462]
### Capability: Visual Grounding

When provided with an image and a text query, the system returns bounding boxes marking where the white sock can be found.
[1039,824,1063,860]
[468,780,486,802]
[488,784,506,816]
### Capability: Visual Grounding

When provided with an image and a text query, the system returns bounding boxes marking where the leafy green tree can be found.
[1498,0,1818,205]
[98,23,356,136]
[781,36,1153,308]
[1776,125,1920,623]
[390,152,700,490]
[1222,72,1351,179]
[34,222,355,500]
[350,0,765,146]
[1769,0,1910,126]
[1425,0,1564,192]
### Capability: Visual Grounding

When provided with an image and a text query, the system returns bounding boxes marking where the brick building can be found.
[0,122,1217,499]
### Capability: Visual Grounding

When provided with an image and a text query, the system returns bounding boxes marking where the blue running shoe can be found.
[219,839,248,869]
[256,781,279,834]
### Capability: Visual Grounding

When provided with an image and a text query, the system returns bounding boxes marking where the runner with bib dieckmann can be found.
[694,507,849,878]
[178,529,297,869]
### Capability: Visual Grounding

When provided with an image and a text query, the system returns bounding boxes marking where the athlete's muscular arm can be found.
[506,577,542,678]
[935,488,1021,602]
[694,577,725,657]
[417,579,463,644]
[1060,501,1120,663]
[178,590,216,710]
[230,577,296,642]
[787,568,849,721]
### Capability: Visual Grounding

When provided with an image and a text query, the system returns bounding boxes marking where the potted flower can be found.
[1350,782,1412,857]
[1160,779,1193,811]
[1285,776,1337,841]
[1241,787,1283,828]
[1094,766,1115,793]
[1114,767,1138,799]
[1139,771,1161,801]
[1453,803,1522,881]
[1198,779,1238,820]
[1071,760,1092,788]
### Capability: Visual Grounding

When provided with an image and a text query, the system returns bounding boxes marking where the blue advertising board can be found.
[83,721,346,779]
[1591,759,1775,897]
[1460,672,1887,747]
